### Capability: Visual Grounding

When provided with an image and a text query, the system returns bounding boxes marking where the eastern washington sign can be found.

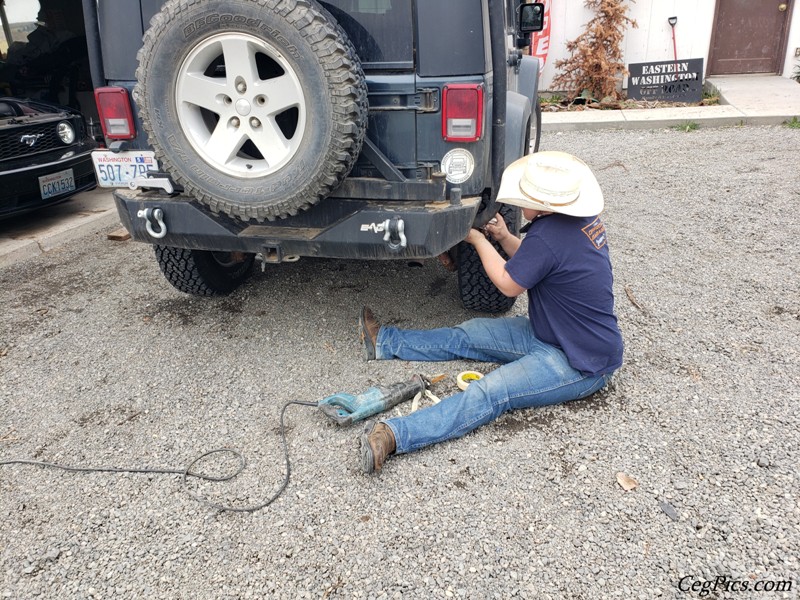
[627,58,704,103]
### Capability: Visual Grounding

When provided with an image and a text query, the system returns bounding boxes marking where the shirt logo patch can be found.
[582,217,607,250]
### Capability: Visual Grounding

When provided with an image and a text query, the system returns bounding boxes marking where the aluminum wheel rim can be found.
[175,32,307,178]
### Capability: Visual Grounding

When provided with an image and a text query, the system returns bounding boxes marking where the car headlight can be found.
[57,121,76,144]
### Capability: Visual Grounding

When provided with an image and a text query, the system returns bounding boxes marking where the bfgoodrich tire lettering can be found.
[457,204,521,314]
[154,246,255,296]
[136,0,368,222]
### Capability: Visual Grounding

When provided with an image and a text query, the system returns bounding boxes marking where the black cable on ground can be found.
[0,399,319,513]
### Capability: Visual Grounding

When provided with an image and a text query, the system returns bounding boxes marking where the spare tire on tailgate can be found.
[135,0,368,222]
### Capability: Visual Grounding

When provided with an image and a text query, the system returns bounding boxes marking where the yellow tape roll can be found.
[456,370,483,391]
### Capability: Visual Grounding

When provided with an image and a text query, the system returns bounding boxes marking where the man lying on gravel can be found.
[358,151,624,474]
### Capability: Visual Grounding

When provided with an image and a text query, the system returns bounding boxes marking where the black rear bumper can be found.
[114,189,481,260]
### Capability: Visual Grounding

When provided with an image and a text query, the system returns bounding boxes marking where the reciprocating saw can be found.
[317,374,426,426]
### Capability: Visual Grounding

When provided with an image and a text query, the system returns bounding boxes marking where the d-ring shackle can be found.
[383,216,407,251]
[137,207,168,239]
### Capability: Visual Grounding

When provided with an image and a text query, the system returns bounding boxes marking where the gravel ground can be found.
[1,125,798,599]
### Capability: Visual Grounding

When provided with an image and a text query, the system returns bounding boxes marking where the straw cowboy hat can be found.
[496,151,603,217]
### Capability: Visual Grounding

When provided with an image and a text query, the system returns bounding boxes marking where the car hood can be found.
[0,97,79,126]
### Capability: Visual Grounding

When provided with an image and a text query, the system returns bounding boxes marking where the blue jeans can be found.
[376,317,612,454]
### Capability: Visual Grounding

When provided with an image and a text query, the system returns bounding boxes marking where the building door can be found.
[708,0,793,74]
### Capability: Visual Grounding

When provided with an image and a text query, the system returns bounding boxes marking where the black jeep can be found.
[84,0,543,313]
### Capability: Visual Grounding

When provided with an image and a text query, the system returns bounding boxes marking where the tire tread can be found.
[457,205,520,314]
[154,246,254,296]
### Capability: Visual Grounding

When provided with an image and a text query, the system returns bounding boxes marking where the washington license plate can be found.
[92,150,158,188]
[39,168,76,200]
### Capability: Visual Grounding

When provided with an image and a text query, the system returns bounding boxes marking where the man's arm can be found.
[464,230,526,298]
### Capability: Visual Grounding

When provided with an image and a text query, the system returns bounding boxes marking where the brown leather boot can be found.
[360,420,396,474]
[359,306,380,360]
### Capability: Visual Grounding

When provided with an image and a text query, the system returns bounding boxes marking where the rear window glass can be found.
[321,0,413,68]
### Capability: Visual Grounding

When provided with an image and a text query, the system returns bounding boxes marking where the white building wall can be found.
[540,0,800,92]
[784,3,800,78]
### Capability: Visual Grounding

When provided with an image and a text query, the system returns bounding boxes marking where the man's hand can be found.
[464,228,489,246]
[464,214,511,246]
[481,214,522,258]
[484,215,510,242]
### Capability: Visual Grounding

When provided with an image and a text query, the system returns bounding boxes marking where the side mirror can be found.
[518,3,545,34]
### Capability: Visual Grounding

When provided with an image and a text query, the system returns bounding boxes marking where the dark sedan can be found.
[0,97,97,220]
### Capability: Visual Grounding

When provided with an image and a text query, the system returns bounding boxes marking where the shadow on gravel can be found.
[491,409,558,442]
[490,381,620,443]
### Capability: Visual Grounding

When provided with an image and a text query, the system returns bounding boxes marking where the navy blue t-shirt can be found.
[505,214,623,376]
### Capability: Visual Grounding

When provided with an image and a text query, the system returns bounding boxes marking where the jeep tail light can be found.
[94,87,136,140]
[442,84,483,142]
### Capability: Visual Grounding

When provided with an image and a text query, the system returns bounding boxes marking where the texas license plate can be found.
[39,168,76,200]
[91,150,158,188]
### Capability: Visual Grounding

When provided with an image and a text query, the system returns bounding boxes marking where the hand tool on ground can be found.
[318,374,426,425]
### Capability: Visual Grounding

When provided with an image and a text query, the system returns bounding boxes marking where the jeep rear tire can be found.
[136,0,368,222]
[154,246,255,296]
[457,204,521,314]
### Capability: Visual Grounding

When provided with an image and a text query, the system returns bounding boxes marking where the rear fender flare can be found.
[504,91,532,167]
[518,55,541,101]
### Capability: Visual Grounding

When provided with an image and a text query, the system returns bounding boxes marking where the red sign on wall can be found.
[529,0,551,75]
